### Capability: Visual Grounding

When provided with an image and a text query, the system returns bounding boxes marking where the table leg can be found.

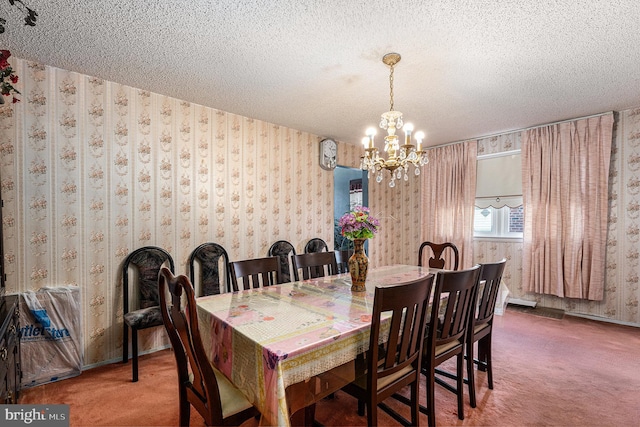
[290,403,316,427]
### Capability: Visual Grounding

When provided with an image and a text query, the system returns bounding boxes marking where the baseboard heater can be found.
[507,297,537,308]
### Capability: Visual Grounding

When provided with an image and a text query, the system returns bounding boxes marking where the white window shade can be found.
[475,195,523,209]
[476,151,522,208]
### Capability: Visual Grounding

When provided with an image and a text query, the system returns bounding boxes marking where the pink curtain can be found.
[420,141,477,269]
[522,113,613,300]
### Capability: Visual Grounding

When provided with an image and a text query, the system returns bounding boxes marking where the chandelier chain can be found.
[389,64,395,112]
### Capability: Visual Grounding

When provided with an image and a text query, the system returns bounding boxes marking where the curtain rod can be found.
[426,110,615,150]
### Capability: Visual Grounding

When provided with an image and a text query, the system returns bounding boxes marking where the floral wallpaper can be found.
[1,57,636,371]
[0,57,422,367]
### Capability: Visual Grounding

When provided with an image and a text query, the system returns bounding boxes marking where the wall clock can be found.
[319,138,337,170]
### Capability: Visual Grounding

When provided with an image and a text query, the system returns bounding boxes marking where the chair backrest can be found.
[334,249,353,274]
[474,258,507,329]
[304,237,328,253]
[267,240,296,284]
[426,265,481,356]
[122,246,174,314]
[291,251,339,281]
[188,242,231,296]
[418,241,460,270]
[158,267,226,426]
[367,274,434,394]
[229,256,280,291]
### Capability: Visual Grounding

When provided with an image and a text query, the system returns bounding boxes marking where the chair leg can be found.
[357,400,365,416]
[132,328,138,382]
[122,324,129,363]
[467,340,477,408]
[410,378,419,426]
[366,397,376,427]
[485,335,494,389]
[426,368,436,427]
[179,385,190,427]
[477,336,489,372]
[456,354,464,420]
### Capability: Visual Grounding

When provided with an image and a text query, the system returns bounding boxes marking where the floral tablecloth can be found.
[196,264,431,426]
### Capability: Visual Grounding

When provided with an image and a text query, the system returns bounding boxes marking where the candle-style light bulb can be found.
[366,127,377,149]
[403,123,413,145]
[415,131,425,151]
[361,137,370,148]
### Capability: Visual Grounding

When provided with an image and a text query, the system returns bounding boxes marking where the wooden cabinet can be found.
[0,295,20,403]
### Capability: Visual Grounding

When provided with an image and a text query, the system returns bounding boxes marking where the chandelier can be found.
[360,53,428,187]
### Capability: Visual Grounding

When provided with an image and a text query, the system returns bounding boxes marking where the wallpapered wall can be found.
[475,111,640,326]
[0,58,423,366]
[1,58,637,369]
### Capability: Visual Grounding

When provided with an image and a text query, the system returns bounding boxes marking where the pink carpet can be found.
[21,310,640,426]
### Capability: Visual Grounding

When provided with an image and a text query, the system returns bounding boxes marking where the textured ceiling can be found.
[2,0,640,147]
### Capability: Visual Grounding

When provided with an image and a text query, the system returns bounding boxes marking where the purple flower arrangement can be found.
[338,205,380,240]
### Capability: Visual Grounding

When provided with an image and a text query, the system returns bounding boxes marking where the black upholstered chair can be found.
[267,240,296,284]
[187,242,231,296]
[122,246,174,382]
[304,237,328,253]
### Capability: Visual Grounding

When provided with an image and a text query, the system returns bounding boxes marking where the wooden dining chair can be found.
[158,267,260,426]
[418,241,460,270]
[229,256,280,290]
[423,265,481,425]
[267,240,296,284]
[304,237,329,253]
[291,251,339,281]
[394,265,481,425]
[334,249,353,274]
[122,245,174,382]
[342,274,435,426]
[187,242,231,296]
[466,258,507,408]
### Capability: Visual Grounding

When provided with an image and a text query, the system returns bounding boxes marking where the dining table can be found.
[196,264,434,427]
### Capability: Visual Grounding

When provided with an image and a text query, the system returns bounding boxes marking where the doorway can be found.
[334,166,368,250]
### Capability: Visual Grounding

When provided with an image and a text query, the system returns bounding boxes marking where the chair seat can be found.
[474,322,490,335]
[435,340,461,356]
[351,365,415,391]
[123,306,163,329]
[192,367,255,418]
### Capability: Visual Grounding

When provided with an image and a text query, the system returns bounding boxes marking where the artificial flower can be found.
[338,205,380,240]
[0,50,21,103]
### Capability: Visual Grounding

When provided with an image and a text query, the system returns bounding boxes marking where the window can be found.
[474,150,523,239]
[474,204,523,239]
